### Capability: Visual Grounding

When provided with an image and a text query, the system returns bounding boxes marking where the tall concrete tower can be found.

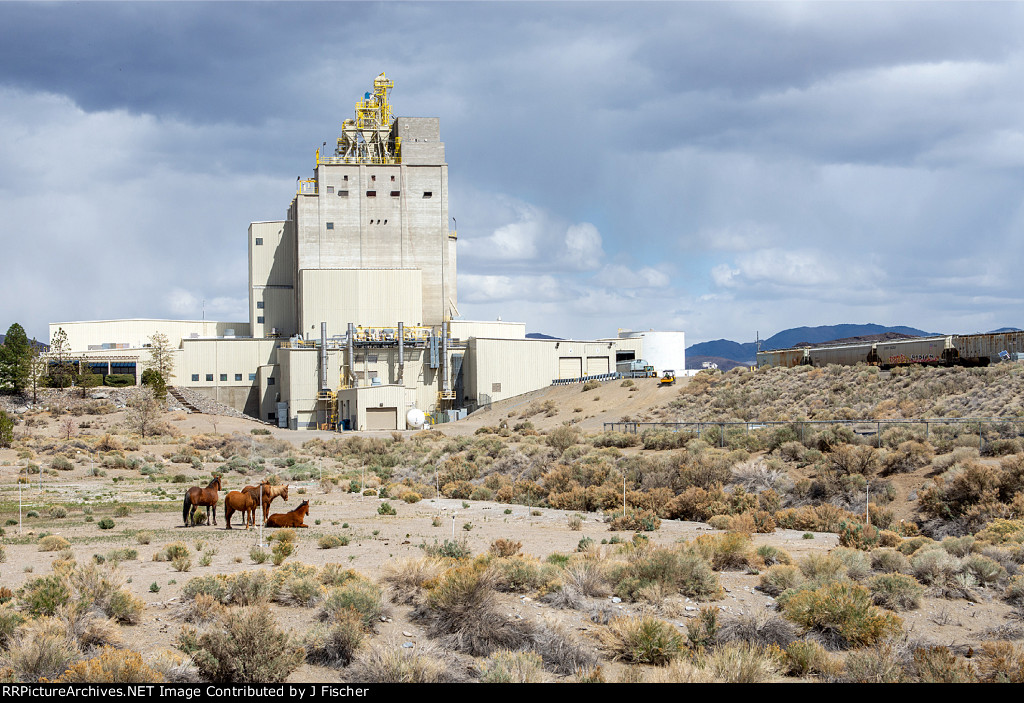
[249,73,457,340]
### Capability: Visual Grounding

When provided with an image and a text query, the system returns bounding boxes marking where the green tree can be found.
[0,323,32,393]
[0,410,13,448]
[49,327,73,388]
[27,348,47,404]
[141,367,167,399]
[76,360,101,398]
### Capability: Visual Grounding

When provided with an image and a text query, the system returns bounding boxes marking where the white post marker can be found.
[19,482,23,535]
[257,483,267,548]
[452,513,456,539]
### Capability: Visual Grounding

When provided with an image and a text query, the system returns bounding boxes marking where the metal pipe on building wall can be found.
[347,322,355,387]
[320,322,328,391]
[398,321,405,385]
[442,321,450,393]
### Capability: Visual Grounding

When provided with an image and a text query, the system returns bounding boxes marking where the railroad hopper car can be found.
[953,332,1024,366]
[806,342,875,367]
[756,348,809,368]
[870,336,954,367]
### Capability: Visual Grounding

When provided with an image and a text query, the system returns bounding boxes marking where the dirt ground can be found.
[1,379,1021,682]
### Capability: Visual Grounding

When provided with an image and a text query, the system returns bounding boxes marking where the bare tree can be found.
[125,386,164,438]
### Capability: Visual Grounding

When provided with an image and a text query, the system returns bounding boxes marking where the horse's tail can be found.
[182,492,191,526]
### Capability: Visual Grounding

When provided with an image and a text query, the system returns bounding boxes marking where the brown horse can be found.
[224,485,261,530]
[265,500,310,528]
[183,476,222,527]
[244,482,289,523]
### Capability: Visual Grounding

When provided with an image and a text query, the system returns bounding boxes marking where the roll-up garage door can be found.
[365,407,398,430]
[558,356,583,379]
[586,356,609,375]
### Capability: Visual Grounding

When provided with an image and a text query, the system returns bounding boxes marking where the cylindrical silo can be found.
[617,330,686,373]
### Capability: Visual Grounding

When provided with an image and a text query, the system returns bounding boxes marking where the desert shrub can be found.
[423,565,534,656]
[591,432,641,449]
[608,509,661,532]
[2,617,79,682]
[941,535,977,557]
[422,538,472,560]
[560,560,611,599]
[869,573,924,611]
[489,538,522,557]
[881,440,935,475]
[755,545,792,567]
[960,553,1006,586]
[0,604,25,647]
[320,579,384,629]
[39,535,71,552]
[975,641,1024,683]
[303,611,365,668]
[490,556,551,593]
[777,581,903,649]
[605,615,685,665]
[48,505,68,519]
[757,565,804,597]
[225,571,275,606]
[478,649,548,683]
[17,575,71,616]
[784,639,842,679]
[271,541,293,566]
[705,642,781,683]
[347,641,462,683]
[912,646,977,683]
[610,546,722,601]
[547,425,581,455]
[831,547,872,581]
[318,535,349,549]
[172,555,192,572]
[842,642,906,683]
[837,520,881,551]
[530,618,598,675]
[717,611,798,650]
[155,542,190,562]
[798,553,849,586]
[693,532,754,571]
[1005,575,1024,605]
[377,501,397,516]
[97,517,115,530]
[911,548,959,586]
[641,429,693,451]
[107,589,145,624]
[870,548,910,574]
[178,607,304,683]
[55,646,165,683]
[380,558,445,605]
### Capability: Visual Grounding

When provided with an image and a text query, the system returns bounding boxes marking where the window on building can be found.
[268,412,277,421]
[257,316,265,324]
[255,237,264,245]
[235,374,242,381]
[371,175,376,181]
[191,374,199,382]
[343,175,348,181]
[249,373,256,381]
[326,222,334,230]
[220,374,227,382]
[326,186,334,194]
[257,301,264,309]
[367,354,379,363]
[206,374,214,382]
[366,190,376,197]
[267,377,275,385]
[390,191,400,197]
[338,190,349,197]
[423,192,432,198]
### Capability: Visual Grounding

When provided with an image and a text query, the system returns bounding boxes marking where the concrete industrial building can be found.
[49,74,674,431]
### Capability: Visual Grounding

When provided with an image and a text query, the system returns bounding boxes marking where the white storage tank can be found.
[406,408,426,430]
[618,330,686,374]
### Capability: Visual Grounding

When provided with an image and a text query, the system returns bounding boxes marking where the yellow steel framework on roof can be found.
[329,72,402,165]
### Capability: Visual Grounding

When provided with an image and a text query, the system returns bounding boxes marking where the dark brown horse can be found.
[183,476,222,527]
[244,482,289,523]
[265,500,310,528]
[224,485,261,530]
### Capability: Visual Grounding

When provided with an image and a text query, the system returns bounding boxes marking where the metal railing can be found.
[552,372,621,386]
[603,417,1024,450]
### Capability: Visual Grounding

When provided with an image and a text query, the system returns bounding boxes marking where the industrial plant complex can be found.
[49,74,686,430]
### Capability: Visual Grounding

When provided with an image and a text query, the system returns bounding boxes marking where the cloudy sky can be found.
[3,2,1023,345]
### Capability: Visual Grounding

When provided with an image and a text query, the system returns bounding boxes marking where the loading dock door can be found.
[365,407,398,431]
[558,356,583,379]
[586,356,610,376]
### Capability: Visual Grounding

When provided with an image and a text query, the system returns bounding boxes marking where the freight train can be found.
[756,332,1024,370]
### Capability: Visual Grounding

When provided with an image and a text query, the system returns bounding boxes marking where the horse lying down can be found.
[264,500,310,528]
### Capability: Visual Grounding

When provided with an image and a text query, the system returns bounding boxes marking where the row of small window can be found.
[191,373,274,385]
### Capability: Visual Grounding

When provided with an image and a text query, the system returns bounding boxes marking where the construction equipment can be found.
[659,370,676,387]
